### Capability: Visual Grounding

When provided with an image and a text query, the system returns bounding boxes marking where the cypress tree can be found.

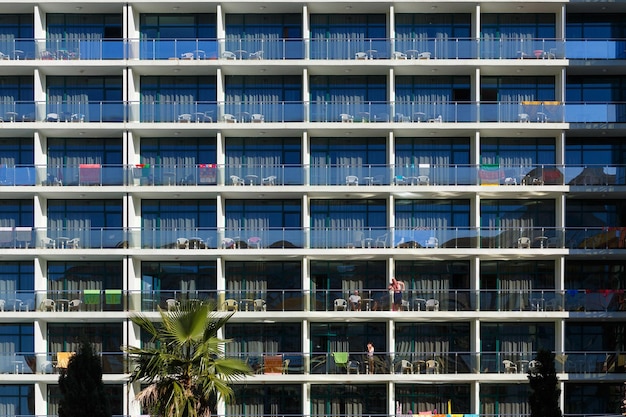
[528,348,562,417]
[58,339,112,417]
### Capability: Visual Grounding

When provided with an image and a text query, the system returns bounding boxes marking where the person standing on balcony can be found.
[389,277,405,311]
[367,342,375,374]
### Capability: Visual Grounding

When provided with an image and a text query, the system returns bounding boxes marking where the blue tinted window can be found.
[566,138,626,165]
[311,14,386,39]
[397,76,471,102]
[310,199,386,228]
[566,200,626,227]
[480,137,555,165]
[396,13,471,38]
[141,137,216,165]
[225,262,302,293]
[48,138,121,164]
[47,13,121,38]
[566,14,626,39]
[47,76,122,101]
[0,14,33,38]
[481,199,555,228]
[141,76,217,102]
[0,385,33,415]
[226,14,302,38]
[310,75,386,102]
[48,261,122,289]
[226,75,301,102]
[226,137,301,165]
[0,139,32,165]
[0,76,33,101]
[566,76,626,102]
[0,261,34,291]
[142,200,217,228]
[0,200,33,227]
[48,323,122,353]
[481,14,555,38]
[140,14,216,38]
[481,76,555,102]
[311,137,386,165]
[226,200,301,229]
[142,261,217,292]
[48,199,122,228]
[395,199,471,228]
[395,137,470,165]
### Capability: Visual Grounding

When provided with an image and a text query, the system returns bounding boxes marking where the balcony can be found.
[3,225,626,254]
[1,37,626,61]
[0,163,617,187]
[6,100,626,124]
[0,351,126,375]
[0,288,620,314]
[3,349,619,376]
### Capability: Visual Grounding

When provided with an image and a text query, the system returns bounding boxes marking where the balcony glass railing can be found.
[1,163,623,187]
[3,226,626,255]
[3,37,626,60]
[3,100,626,123]
[225,350,625,375]
[0,351,126,374]
[3,349,619,376]
[0,288,622,314]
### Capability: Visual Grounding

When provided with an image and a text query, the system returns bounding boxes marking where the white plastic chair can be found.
[177,113,192,123]
[518,237,531,248]
[392,51,408,59]
[340,113,354,123]
[66,238,80,249]
[41,237,56,249]
[41,299,55,312]
[230,175,245,186]
[262,175,276,186]
[221,237,236,249]
[254,299,267,311]
[426,299,439,311]
[248,51,263,60]
[222,51,236,60]
[69,299,81,311]
[425,237,439,248]
[345,175,359,186]
[176,238,189,249]
[400,360,413,374]
[355,52,368,60]
[251,113,264,123]
[503,359,518,373]
[334,299,348,311]
[166,298,180,311]
[247,236,262,249]
[223,113,237,123]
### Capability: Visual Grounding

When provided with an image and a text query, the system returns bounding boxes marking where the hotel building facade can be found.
[0,0,624,416]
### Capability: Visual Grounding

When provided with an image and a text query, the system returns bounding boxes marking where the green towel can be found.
[332,352,349,364]
[105,289,122,304]
[83,290,100,305]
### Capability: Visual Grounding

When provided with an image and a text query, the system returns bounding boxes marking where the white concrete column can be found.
[34,68,45,121]
[216,67,224,121]
[303,68,309,122]
[302,5,309,59]
[302,194,309,248]
[33,5,45,59]
[216,4,225,56]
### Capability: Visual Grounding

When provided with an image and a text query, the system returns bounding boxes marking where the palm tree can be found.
[124,300,252,417]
